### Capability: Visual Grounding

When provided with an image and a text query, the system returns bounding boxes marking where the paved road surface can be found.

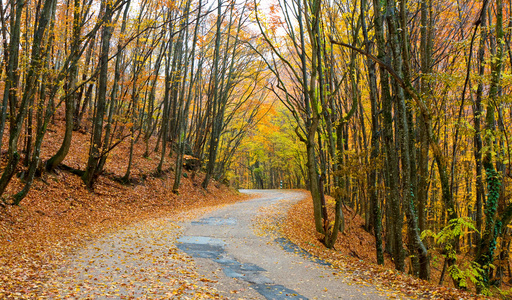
[44,189,396,299]
[176,190,390,299]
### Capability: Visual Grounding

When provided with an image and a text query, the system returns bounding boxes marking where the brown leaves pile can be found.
[0,114,248,298]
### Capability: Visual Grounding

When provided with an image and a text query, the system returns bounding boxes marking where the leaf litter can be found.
[277,193,497,300]
[0,114,249,299]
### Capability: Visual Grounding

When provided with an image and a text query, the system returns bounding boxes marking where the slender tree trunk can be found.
[362,0,383,265]
[304,0,325,234]
[201,0,224,189]
[156,50,172,174]
[96,1,130,175]
[372,0,404,271]
[417,0,433,235]
[0,0,25,197]
[473,0,488,250]
[173,0,201,193]
[476,0,504,290]
[12,0,59,204]
[82,0,114,188]
[391,0,430,280]
[46,0,81,171]
[74,34,96,131]
[156,13,176,175]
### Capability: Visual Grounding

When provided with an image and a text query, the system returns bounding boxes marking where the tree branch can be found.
[329,37,430,120]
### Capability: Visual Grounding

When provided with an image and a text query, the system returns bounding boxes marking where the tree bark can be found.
[362,0,384,265]
[46,0,81,171]
[82,0,114,188]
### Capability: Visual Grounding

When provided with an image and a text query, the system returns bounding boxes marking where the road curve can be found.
[43,189,396,299]
[177,189,391,299]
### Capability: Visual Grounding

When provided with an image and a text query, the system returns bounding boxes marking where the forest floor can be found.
[38,189,391,299]
[0,111,248,298]
[281,194,506,299]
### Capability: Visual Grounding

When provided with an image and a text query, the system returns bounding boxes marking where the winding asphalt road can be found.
[176,189,391,299]
[46,190,398,299]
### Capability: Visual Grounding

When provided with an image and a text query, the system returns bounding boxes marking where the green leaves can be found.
[448,261,487,291]
[422,217,482,291]
[421,217,478,248]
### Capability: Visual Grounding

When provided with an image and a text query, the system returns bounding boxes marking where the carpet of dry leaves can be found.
[282,194,504,300]
[0,112,248,299]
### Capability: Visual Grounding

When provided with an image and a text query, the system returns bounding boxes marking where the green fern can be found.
[422,217,487,293]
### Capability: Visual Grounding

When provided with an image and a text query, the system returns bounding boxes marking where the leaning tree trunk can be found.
[0,0,25,197]
[46,0,81,172]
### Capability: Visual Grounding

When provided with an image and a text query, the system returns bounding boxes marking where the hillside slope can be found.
[0,113,246,298]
